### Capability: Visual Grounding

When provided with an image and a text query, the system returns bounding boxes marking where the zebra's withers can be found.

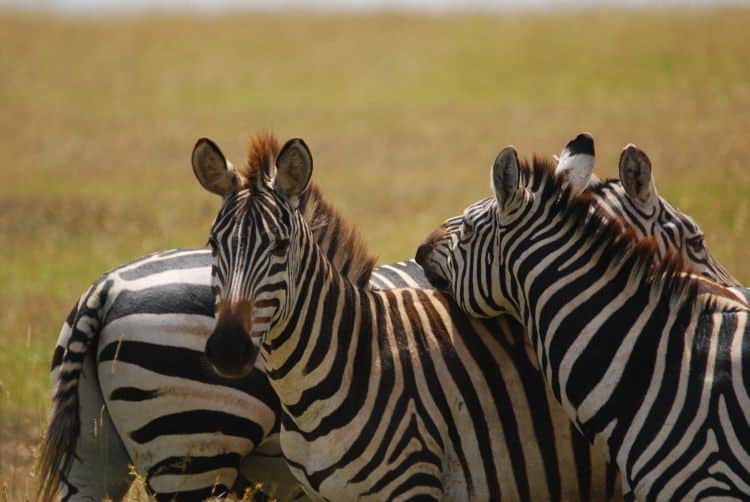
[417,145,750,499]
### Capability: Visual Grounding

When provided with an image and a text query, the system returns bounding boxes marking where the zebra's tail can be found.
[37,278,110,502]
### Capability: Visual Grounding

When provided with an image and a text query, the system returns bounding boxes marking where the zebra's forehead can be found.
[212,187,295,236]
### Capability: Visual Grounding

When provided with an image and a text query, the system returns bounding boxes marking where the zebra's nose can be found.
[205,313,257,379]
[415,243,433,269]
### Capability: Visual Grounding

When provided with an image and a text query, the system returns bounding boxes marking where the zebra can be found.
[195,134,742,500]
[39,132,740,501]
[420,133,739,292]
[416,144,750,499]
[38,134,379,501]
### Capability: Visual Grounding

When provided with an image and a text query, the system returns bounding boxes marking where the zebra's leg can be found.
[61,347,131,501]
[239,434,309,501]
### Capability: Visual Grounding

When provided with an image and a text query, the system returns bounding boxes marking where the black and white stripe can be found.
[41,134,739,501]
[203,159,537,499]
[418,146,750,499]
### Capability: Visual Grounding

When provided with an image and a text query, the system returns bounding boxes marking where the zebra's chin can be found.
[208,359,256,380]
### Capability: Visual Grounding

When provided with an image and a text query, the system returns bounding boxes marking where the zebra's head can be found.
[416,140,738,318]
[193,135,313,379]
[417,146,526,318]
[415,134,596,317]
[598,145,739,287]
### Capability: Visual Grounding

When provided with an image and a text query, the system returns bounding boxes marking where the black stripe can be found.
[387,472,442,500]
[109,386,160,401]
[417,290,502,500]
[65,303,77,326]
[104,283,214,323]
[370,261,434,290]
[98,340,278,408]
[399,289,474,495]
[130,410,264,445]
[148,452,241,476]
[51,345,65,371]
[119,252,212,280]
[570,422,592,502]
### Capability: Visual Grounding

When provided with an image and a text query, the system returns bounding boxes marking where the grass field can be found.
[1,6,749,498]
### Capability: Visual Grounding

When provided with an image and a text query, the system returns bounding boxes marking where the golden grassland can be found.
[1,7,749,498]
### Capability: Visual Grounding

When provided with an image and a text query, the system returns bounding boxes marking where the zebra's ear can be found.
[275,138,312,207]
[555,132,595,196]
[619,144,657,208]
[492,146,521,210]
[192,138,237,197]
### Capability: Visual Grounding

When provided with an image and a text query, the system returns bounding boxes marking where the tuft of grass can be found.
[1,6,749,499]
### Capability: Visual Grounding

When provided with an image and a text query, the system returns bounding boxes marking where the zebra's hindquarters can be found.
[96,269,284,498]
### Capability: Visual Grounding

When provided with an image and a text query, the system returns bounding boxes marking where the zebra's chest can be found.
[277,404,460,500]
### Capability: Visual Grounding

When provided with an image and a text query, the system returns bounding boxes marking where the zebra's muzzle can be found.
[205,312,258,379]
[415,241,451,292]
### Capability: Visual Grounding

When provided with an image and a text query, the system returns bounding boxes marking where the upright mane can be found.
[239,131,377,288]
[521,156,709,310]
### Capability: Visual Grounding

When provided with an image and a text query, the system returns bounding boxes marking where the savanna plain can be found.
[1,7,749,500]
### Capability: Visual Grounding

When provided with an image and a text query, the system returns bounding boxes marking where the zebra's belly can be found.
[97,311,280,492]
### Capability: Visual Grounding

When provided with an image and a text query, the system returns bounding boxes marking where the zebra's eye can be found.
[688,235,705,250]
[272,238,290,256]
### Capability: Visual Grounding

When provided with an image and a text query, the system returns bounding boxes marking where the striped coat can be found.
[417,147,750,499]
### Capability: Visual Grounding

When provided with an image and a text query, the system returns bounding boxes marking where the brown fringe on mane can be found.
[302,184,378,289]
[235,130,280,188]
[240,131,377,288]
[523,155,704,309]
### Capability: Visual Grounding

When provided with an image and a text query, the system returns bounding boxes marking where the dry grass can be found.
[1,7,749,499]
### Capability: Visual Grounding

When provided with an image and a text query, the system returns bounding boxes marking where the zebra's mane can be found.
[523,156,719,312]
[236,131,377,288]
[301,183,378,289]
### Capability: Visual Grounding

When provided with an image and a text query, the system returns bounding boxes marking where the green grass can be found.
[1,7,749,498]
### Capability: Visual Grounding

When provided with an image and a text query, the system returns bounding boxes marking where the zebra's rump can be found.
[89,249,281,495]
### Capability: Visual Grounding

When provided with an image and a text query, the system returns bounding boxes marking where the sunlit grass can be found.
[1,7,749,498]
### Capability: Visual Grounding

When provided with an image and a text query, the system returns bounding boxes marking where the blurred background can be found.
[1,0,748,497]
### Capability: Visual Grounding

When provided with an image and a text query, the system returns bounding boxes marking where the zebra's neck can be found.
[261,236,375,416]
[503,206,710,456]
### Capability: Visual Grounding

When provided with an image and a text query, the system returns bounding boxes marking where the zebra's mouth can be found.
[205,312,259,380]
[415,243,452,293]
[208,358,255,380]
[423,265,451,293]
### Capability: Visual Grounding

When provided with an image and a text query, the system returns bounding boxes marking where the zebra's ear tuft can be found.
[619,144,657,208]
[192,138,237,197]
[492,146,521,210]
[275,138,313,207]
[555,132,595,196]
